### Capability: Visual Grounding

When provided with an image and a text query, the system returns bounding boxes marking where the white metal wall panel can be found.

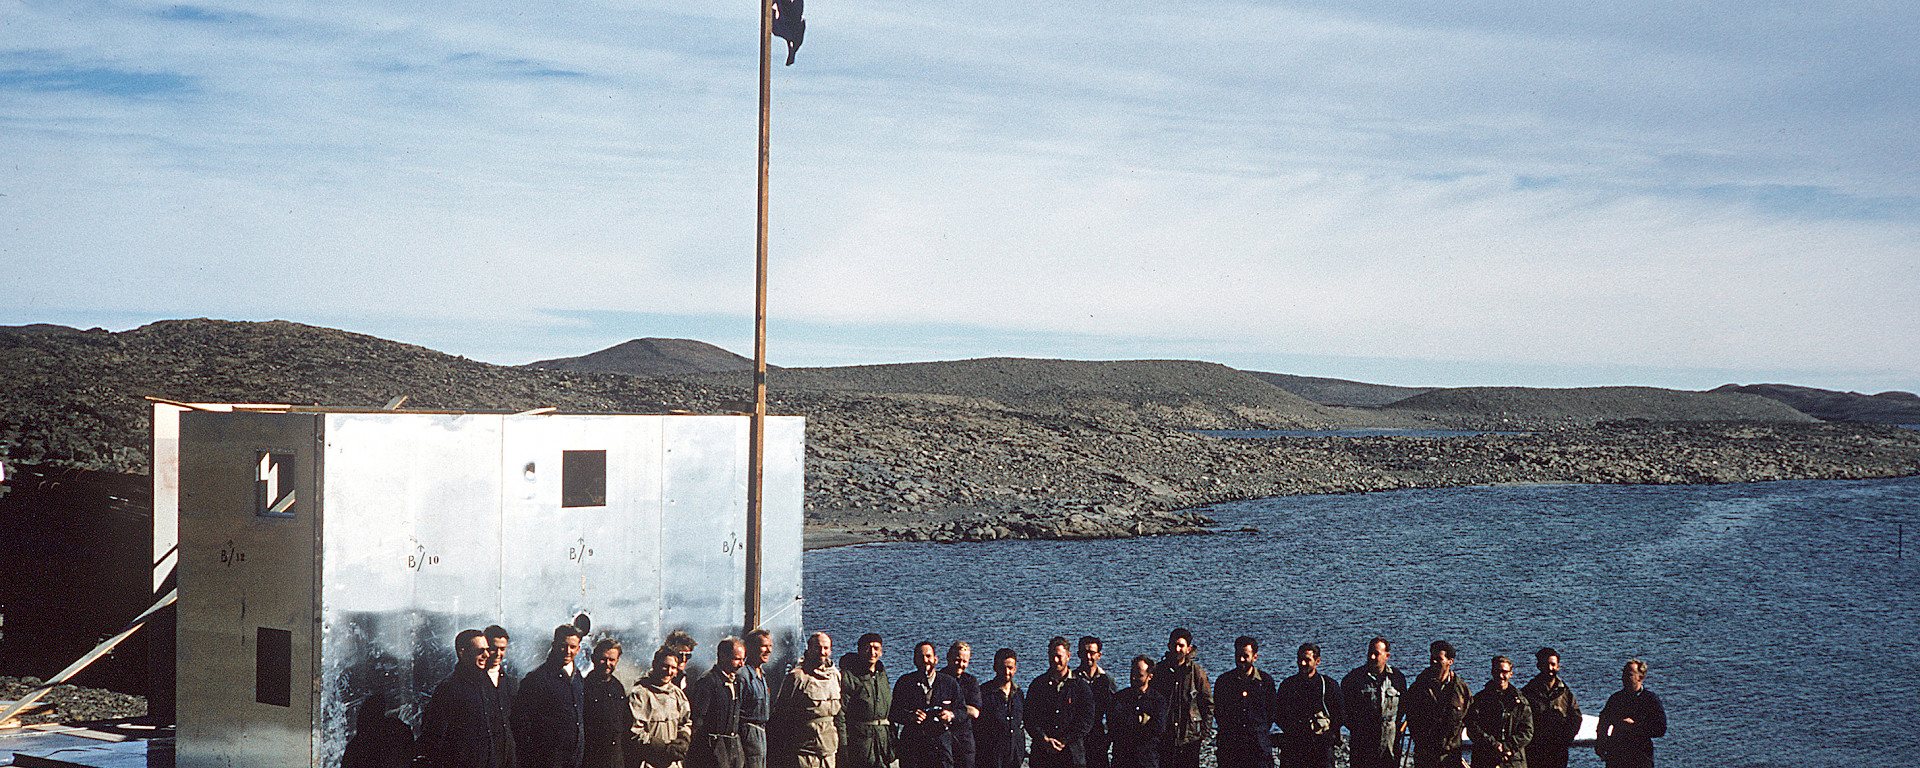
[315,414,505,768]
[659,416,748,678]
[498,415,666,670]
[759,417,808,659]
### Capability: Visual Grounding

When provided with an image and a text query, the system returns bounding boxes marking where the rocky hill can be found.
[1248,371,1436,406]
[1383,385,1815,428]
[523,338,762,377]
[4,319,1918,551]
[687,357,1356,429]
[0,320,721,472]
[1712,383,1920,425]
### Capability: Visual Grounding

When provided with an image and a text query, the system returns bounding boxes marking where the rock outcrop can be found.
[1713,383,1920,425]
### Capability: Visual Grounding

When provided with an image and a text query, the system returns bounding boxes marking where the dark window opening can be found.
[256,627,292,706]
[562,450,607,507]
[256,451,296,517]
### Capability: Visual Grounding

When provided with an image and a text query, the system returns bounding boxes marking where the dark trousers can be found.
[1525,745,1569,768]
[691,734,745,768]
[1278,739,1332,768]
[1029,741,1083,768]
[1215,732,1273,768]
[1158,741,1201,768]
[1412,745,1464,768]
[1084,731,1109,768]
[1600,752,1655,768]
[1346,738,1399,768]
[900,729,955,768]
[950,727,976,768]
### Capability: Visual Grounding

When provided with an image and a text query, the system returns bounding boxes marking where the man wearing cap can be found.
[1149,629,1211,768]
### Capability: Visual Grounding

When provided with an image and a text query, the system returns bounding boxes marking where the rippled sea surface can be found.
[805,477,1920,768]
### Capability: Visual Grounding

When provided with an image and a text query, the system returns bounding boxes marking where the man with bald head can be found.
[772,633,842,768]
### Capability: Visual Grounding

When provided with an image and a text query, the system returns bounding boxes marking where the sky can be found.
[4,0,1918,394]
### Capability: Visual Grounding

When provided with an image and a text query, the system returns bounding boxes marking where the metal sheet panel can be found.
[315,413,505,768]
[177,411,321,768]
[759,416,807,663]
[659,416,747,679]
[498,415,664,678]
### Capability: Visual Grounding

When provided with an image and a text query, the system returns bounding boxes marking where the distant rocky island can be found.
[4,319,1919,548]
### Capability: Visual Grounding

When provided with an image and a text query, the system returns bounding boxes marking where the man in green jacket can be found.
[839,633,895,768]
[1148,628,1211,768]
[1465,656,1531,768]
[1405,641,1470,768]
[1519,649,1579,768]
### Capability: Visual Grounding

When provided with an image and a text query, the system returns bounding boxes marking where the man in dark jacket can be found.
[691,637,748,768]
[1519,649,1579,768]
[1149,629,1211,768]
[1405,641,1471,768]
[1340,638,1407,768]
[1465,656,1531,768]
[582,639,630,768]
[1213,636,1275,768]
[1074,637,1118,768]
[1595,660,1664,768]
[420,628,519,768]
[1275,643,1342,768]
[486,625,519,706]
[893,640,965,768]
[1024,637,1094,768]
[839,634,894,768]
[976,649,1025,768]
[514,625,587,768]
[941,642,985,768]
[1109,656,1166,768]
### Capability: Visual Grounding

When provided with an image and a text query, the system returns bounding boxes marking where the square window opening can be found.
[562,450,607,507]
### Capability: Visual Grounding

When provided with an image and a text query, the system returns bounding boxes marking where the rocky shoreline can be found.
[798,412,1920,548]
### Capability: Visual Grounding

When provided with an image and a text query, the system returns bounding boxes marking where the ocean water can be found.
[804,476,1920,768]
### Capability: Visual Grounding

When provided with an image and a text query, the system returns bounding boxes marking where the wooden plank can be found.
[0,589,176,727]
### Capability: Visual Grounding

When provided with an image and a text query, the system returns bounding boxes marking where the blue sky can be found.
[3,0,1917,393]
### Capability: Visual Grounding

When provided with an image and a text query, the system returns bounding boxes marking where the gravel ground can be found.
[0,677,146,725]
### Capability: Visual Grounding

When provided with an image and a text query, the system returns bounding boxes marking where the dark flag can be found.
[772,0,804,65]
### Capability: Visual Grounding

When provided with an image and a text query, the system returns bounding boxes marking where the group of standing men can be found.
[416,624,786,768]
[815,630,1666,768]
[1384,640,1666,768]
[415,626,1664,768]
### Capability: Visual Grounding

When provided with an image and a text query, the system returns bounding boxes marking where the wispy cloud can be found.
[2,0,1916,393]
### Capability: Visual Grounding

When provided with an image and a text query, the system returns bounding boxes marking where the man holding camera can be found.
[891,641,965,768]
[1275,643,1343,768]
